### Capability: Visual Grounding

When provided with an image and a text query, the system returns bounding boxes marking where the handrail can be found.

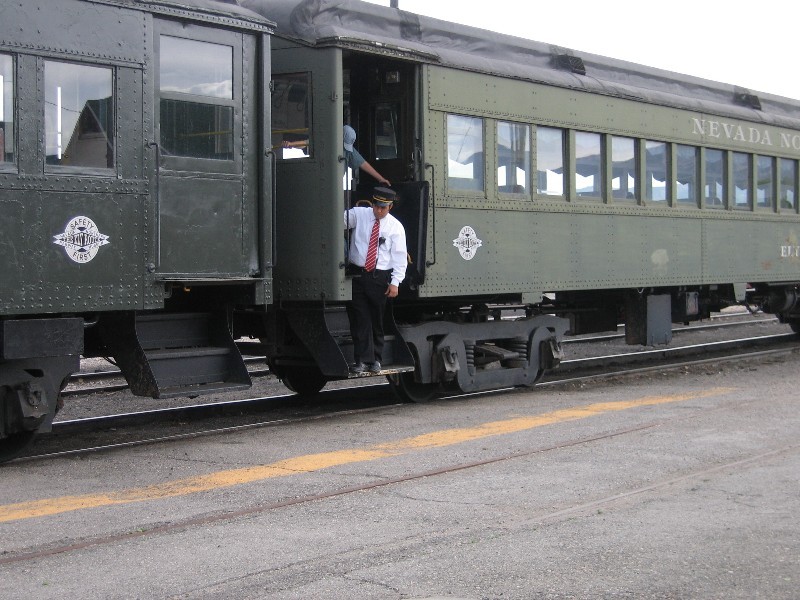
[425,162,435,267]
[147,141,161,272]
[267,148,277,269]
[340,155,350,269]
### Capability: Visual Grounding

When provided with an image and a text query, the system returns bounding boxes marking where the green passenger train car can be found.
[3,0,800,460]
[244,0,800,400]
[0,0,275,460]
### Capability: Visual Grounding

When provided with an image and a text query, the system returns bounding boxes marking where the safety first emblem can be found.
[453,225,482,260]
[53,216,110,263]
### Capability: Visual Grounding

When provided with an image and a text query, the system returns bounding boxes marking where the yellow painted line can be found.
[0,387,733,523]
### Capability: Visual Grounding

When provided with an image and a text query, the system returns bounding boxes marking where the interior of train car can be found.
[343,52,429,290]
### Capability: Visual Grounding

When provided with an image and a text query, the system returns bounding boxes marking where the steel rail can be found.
[11,331,796,463]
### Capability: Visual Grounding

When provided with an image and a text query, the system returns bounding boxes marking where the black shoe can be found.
[350,362,367,374]
[369,361,382,374]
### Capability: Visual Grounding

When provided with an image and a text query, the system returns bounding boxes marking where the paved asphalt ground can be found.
[1,352,798,599]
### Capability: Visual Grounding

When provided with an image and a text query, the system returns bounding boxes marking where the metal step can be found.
[346,364,415,379]
[155,380,252,399]
[102,312,251,398]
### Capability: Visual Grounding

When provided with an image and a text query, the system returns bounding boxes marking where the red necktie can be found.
[364,219,380,271]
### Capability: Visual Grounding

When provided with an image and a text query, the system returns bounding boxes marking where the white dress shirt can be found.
[344,206,407,287]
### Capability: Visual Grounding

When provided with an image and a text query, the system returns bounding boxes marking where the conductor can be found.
[344,187,407,374]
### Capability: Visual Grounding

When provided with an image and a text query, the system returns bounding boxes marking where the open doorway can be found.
[343,53,418,193]
[343,53,428,290]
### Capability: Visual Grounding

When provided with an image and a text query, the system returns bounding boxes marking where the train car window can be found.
[374,103,399,160]
[675,144,698,206]
[756,155,775,210]
[44,61,114,168]
[536,126,564,196]
[447,114,484,191]
[574,131,602,198]
[497,121,530,195]
[732,152,752,209]
[645,140,668,203]
[780,159,797,210]
[159,36,233,160]
[0,54,13,164]
[160,36,232,99]
[611,136,637,202]
[704,148,726,208]
[271,73,311,159]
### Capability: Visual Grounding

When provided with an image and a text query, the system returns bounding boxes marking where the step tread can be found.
[145,346,232,360]
[155,381,251,399]
[347,364,415,379]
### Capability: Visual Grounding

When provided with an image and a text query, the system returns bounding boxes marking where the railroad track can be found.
[562,313,777,346]
[12,326,798,463]
[554,331,798,380]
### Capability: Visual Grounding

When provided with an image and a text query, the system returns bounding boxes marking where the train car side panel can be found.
[420,207,704,298]
[1,0,147,65]
[703,218,800,283]
[0,0,149,314]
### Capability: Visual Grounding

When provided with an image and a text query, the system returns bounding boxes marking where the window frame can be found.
[496,120,531,198]
[271,71,313,160]
[609,135,638,203]
[535,125,566,199]
[732,151,753,211]
[155,24,243,175]
[0,52,15,171]
[779,157,798,213]
[373,101,401,162]
[572,130,604,201]
[42,58,116,176]
[446,113,486,195]
[702,147,727,209]
[755,154,776,211]
[674,143,699,208]
[644,139,669,205]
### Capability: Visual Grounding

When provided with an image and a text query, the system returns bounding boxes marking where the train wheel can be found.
[280,367,326,396]
[389,372,439,403]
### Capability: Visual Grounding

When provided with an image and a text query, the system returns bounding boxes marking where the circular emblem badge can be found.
[453,225,483,261]
[53,216,110,263]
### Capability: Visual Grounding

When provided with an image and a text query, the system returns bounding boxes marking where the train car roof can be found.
[125,0,275,31]
[242,0,800,129]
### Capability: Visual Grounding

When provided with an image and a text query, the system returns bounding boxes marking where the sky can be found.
[361,0,800,101]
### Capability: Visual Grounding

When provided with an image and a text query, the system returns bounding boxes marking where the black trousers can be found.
[348,269,391,364]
